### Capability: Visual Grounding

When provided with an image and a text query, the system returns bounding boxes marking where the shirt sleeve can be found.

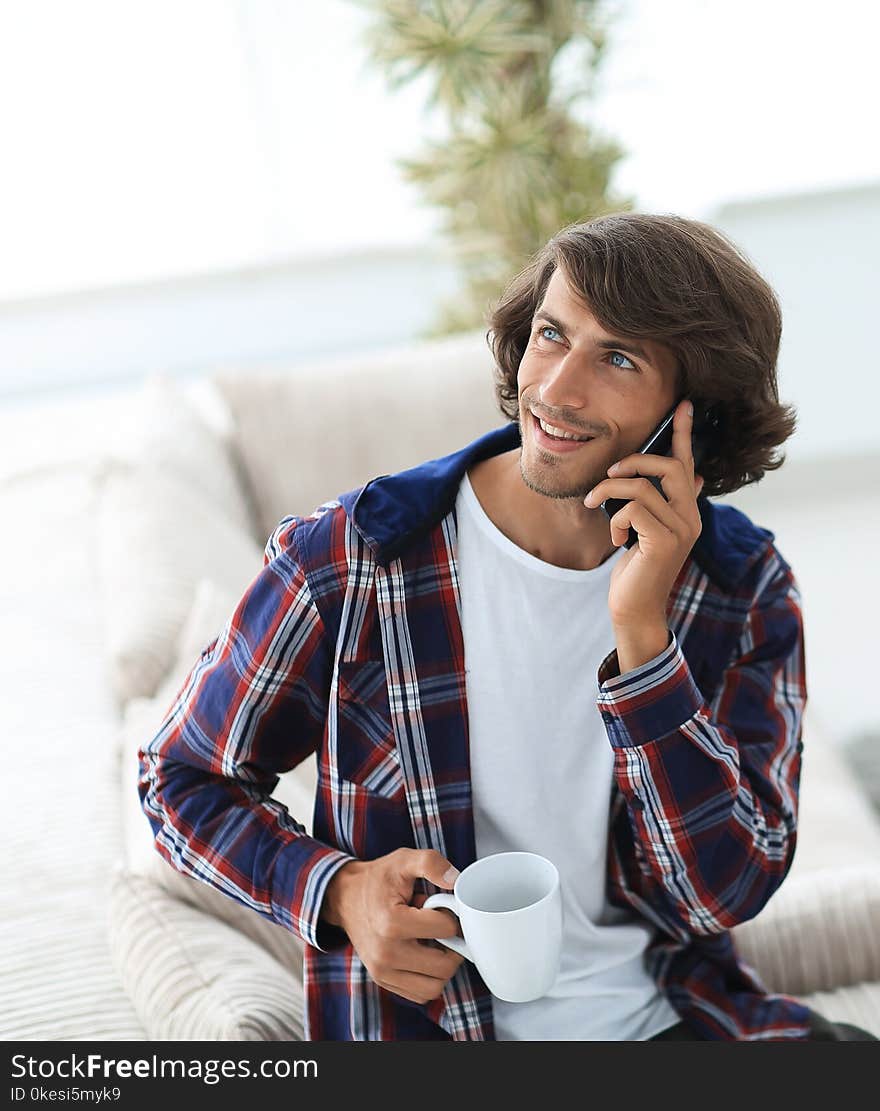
[595,550,806,937]
[137,514,358,953]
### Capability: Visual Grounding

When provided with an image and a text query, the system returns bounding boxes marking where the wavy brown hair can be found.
[485,212,798,497]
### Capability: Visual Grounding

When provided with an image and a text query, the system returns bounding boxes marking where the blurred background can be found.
[2,0,878,425]
[2,0,879,1041]
[3,0,878,744]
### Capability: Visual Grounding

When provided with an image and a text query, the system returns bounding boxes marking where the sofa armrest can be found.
[731,866,880,996]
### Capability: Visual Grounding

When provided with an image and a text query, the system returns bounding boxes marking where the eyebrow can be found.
[532,309,654,367]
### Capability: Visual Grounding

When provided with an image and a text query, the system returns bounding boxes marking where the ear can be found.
[695,474,705,497]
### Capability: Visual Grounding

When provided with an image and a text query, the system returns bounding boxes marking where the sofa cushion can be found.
[732,867,880,995]
[794,980,880,1039]
[842,728,880,818]
[144,852,306,976]
[0,372,239,491]
[98,465,264,705]
[213,329,502,541]
[784,705,880,873]
[108,869,304,1040]
[728,707,880,994]
[116,371,257,534]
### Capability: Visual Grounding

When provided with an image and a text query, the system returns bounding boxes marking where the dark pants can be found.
[649,1007,879,1041]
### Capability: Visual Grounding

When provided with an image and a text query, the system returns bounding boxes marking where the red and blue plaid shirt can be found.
[138,421,813,1040]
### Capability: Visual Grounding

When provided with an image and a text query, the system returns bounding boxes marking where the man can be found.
[139,213,876,1041]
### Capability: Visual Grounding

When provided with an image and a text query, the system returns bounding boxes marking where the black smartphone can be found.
[600,398,721,550]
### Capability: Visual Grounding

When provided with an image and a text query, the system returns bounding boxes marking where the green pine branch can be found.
[349,0,633,334]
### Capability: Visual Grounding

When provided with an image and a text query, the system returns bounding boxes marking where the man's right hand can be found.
[321,848,466,1005]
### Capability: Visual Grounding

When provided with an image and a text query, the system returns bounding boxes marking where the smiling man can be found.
[468,263,689,575]
[139,212,877,1041]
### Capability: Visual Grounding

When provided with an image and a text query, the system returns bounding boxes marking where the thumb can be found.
[440,863,460,887]
[695,473,705,497]
[405,848,459,889]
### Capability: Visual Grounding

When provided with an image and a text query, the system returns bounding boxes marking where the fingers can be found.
[378,965,458,1006]
[371,927,465,1008]
[585,475,683,535]
[409,894,464,938]
[393,847,459,890]
[608,499,675,549]
[354,850,469,1007]
[401,937,465,979]
[386,902,465,941]
[590,399,700,513]
[672,398,696,477]
[382,938,463,1004]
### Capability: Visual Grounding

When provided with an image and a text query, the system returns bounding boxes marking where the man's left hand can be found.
[583,398,705,629]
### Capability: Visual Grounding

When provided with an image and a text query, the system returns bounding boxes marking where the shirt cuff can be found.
[596,627,704,748]
[270,837,360,952]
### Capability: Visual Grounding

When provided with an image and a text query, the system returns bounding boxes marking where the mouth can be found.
[531,411,595,451]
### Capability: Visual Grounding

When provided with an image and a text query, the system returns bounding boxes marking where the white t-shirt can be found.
[455,471,682,1041]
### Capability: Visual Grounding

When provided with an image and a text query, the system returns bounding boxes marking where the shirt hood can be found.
[337,421,775,593]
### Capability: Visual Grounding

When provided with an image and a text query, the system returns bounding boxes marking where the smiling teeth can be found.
[538,417,591,441]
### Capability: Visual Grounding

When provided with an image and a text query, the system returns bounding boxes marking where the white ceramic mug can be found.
[422,851,563,1002]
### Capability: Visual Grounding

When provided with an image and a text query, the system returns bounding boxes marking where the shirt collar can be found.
[337,422,774,592]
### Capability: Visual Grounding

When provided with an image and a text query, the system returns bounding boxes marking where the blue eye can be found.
[608,350,636,370]
[537,325,638,371]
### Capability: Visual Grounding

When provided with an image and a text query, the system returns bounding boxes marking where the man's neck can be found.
[466,451,618,572]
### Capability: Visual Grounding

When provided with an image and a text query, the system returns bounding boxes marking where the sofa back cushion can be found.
[212,329,503,542]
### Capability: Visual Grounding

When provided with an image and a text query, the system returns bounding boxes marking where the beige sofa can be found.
[2,328,879,1040]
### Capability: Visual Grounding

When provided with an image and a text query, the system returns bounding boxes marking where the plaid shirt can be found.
[138,421,813,1040]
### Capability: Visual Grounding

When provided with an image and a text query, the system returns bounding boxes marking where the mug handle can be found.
[422,893,473,961]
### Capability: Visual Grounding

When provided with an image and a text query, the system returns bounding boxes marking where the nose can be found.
[536,351,592,414]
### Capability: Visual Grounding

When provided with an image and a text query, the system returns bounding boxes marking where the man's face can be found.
[517,266,680,501]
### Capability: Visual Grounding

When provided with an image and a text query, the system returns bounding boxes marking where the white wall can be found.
[0,243,461,405]
[3,178,878,465]
[713,181,880,462]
